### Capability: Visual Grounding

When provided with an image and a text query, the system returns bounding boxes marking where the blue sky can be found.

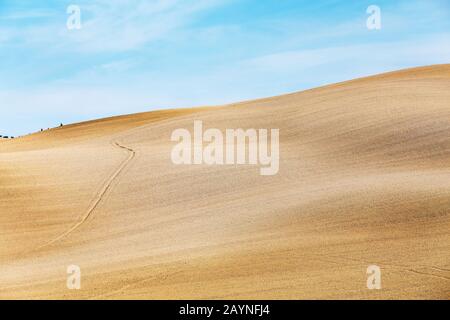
[1,0,449,136]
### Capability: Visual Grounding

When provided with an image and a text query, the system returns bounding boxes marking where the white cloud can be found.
[1,0,227,52]
[0,9,55,20]
[243,34,450,75]
[25,0,229,52]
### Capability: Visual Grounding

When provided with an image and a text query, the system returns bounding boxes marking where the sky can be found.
[0,0,449,136]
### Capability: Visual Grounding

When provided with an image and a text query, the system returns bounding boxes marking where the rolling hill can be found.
[0,65,449,299]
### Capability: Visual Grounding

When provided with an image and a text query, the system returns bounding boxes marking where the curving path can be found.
[38,140,136,249]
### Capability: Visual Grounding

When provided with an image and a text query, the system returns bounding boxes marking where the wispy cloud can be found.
[0,9,55,20]
[0,0,228,52]
[245,35,450,73]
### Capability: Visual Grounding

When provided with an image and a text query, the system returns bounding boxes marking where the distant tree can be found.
[60,123,63,127]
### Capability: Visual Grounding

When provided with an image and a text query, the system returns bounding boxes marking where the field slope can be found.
[0,65,449,299]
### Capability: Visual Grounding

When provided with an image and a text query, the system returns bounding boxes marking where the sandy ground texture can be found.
[0,65,449,299]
